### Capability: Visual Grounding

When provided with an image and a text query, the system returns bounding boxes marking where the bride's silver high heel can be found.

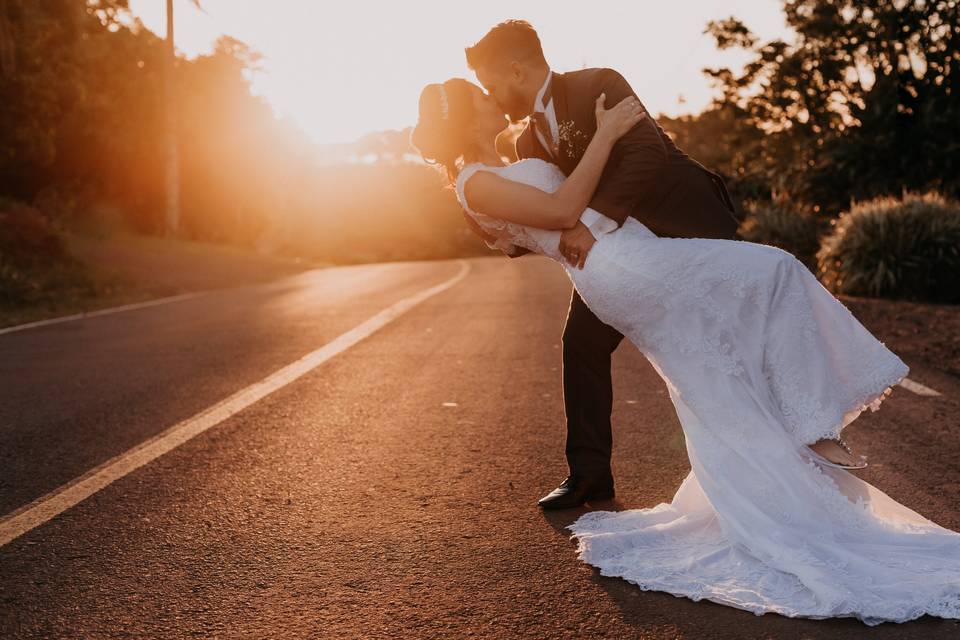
[808,437,868,470]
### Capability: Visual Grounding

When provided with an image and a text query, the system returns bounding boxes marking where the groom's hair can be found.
[466,20,546,71]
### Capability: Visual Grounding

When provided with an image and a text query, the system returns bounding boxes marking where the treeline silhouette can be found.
[658,0,960,303]
[0,0,485,264]
[659,0,959,214]
[1,1,958,303]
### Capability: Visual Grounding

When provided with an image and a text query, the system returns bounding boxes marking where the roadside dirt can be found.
[842,295,960,378]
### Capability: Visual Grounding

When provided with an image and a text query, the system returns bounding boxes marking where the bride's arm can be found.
[463,95,647,231]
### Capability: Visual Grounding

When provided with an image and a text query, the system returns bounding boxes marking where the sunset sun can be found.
[127,0,789,144]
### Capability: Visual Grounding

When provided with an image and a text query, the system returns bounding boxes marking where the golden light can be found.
[127,0,789,145]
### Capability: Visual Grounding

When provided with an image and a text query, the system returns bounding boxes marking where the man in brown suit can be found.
[464,20,740,509]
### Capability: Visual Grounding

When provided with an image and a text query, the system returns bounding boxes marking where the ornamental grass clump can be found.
[817,193,960,303]
[737,201,824,270]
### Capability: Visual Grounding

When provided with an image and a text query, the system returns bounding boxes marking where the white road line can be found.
[899,377,942,397]
[0,292,208,336]
[0,260,470,548]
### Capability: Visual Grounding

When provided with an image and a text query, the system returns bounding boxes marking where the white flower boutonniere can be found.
[558,120,590,160]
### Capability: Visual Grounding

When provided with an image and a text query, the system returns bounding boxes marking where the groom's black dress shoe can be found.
[538,475,615,510]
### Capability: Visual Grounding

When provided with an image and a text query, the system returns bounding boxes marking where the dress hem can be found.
[798,363,909,446]
[576,563,960,626]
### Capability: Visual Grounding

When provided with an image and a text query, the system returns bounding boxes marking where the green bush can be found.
[0,199,92,307]
[737,201,825,270]
[817,193,960,303]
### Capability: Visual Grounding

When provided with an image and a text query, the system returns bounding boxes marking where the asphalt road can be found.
[1,256,958,639]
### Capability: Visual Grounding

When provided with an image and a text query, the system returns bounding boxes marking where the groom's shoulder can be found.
[563,67,629,88]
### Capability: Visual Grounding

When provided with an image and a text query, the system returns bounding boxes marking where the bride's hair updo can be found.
[410,78,478,183]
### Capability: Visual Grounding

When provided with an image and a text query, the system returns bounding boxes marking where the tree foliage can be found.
[0,1,484,261]
[4,1,954,271]
[663,0,959,214]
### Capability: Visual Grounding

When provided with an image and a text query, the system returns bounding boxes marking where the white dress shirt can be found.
[531,71,619,241]
[532,70,560,154]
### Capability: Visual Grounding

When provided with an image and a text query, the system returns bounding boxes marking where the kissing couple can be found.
[410,20,960,625]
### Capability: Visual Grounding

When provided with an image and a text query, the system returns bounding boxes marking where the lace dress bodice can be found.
[455,158,635,262]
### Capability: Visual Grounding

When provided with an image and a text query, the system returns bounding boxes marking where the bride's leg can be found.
[751,244,895,469]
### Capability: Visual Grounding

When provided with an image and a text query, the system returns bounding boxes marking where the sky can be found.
[128,0,791,146]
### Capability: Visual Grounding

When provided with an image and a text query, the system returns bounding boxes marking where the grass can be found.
[737,200,825,270]
[817,192,960,303]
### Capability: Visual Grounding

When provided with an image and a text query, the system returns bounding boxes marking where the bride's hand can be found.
[595,93,647,141]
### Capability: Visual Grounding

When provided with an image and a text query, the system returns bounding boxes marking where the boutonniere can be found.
[558,120,590,160]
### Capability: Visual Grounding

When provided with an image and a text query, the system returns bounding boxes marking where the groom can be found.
[464,20,741,510]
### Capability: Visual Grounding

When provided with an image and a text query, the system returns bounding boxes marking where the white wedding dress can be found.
[456,157,960,625]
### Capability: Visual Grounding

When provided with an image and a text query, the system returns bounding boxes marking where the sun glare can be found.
[127,0,788,145]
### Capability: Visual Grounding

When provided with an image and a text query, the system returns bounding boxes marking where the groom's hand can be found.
[559,221,596,269]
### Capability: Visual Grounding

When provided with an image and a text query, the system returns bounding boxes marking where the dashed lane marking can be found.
[899,378,943,397]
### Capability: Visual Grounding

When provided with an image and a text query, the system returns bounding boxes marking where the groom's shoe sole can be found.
[538,483,615,510]
[587,487,615,501]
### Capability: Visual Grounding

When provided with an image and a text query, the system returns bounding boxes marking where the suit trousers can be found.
[562,287,624,480]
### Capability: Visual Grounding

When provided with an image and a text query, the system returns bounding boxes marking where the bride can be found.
[411,77,960,625]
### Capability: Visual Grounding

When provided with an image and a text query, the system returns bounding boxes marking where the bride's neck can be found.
[465,139,504,167]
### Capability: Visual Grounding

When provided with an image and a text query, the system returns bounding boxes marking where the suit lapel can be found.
[516,122,552,163]
[550,72,574,173]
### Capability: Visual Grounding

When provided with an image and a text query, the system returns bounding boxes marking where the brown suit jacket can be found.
[511,68,739,254]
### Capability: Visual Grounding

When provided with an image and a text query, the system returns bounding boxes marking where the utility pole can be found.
[163,0,179,236]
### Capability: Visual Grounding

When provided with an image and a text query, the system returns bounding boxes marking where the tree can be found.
[700,0,960,213]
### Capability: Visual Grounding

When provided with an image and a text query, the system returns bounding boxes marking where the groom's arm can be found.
[585,69,669,229]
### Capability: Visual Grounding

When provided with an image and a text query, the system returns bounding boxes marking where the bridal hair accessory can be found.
[438,85,450,120]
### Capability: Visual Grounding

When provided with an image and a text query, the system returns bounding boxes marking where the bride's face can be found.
[469,84,508,140]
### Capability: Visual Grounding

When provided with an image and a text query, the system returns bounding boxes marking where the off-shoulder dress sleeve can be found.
[455,164,521,254]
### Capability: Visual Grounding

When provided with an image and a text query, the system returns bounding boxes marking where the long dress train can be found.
[455,158,960,625]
